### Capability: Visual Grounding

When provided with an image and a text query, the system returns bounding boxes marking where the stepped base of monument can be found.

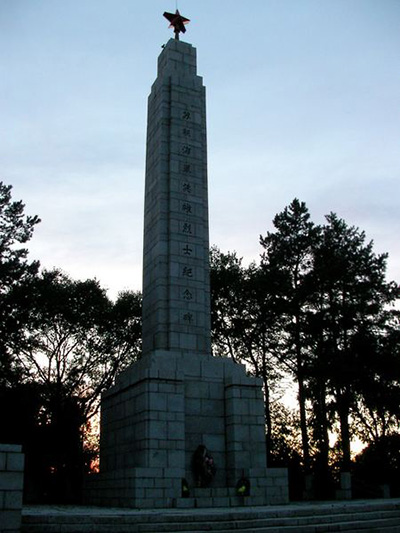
[84,467,288,508]
[90,351,289,508]
[174,486,285,508]
[22,499,400,533]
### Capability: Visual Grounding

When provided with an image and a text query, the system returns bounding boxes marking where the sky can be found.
[1,0,399,299]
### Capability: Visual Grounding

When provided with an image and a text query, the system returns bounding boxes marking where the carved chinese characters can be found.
[142,40,210,355]
[179,108,196,326]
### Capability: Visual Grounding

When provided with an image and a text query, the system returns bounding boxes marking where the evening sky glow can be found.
[1,0,399,298]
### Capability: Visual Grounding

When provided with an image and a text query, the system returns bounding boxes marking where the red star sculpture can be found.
[163,10,190,40]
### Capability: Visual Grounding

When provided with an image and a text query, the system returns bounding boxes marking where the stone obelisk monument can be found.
[86,11,288,509]
[142,29,211,359]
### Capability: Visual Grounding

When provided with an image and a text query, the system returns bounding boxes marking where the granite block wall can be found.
[0,444,24,533]
[142,39,211,358]
[85,37,289,510]
[85,351,289,508]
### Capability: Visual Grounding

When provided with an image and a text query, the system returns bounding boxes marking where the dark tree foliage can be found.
[210,247,245,363]
[2,268,142,502]
[268,402,304,500]
[260,199,320,472]
[0,270,141,503]
[1,181,398,502]
[0,182,40,384]
[0,183,144,503]
[0,380,87,503]
[8,270,142,420]
[310,213,399,471]
[210,247,284,457]
[352,321,400,443]
[210,198,400,499]
[353,434,400,497]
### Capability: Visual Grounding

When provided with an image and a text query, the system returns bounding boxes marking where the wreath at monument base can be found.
[192,445,217,488]
[236,475,251,497]
[181,478,190,498]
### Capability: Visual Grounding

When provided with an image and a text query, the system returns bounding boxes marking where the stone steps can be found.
[137,511,400,532]
[173,487,271,509]
[22,499,400,533]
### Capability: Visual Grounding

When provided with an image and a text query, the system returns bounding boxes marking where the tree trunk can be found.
[337,392,351,470]
[294,312,310,472]
[313,379,332,497]
[297,371,310,471]
[263,374,272,464]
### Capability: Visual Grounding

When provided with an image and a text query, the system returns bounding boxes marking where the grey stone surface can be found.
[21,499,400,532]
[142,39,210,358]
[336,471,352,500]
[87,351,288,507]
[85,38,288,509]
[0,444,24,533]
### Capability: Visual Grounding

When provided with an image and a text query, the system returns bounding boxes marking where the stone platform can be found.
[22,499,400,532]
[85,351,288,508]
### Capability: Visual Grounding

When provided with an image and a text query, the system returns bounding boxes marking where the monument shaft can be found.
[142,39,211,356]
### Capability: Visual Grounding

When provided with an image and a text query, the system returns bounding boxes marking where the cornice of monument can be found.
[158,10,198,79]
[157,38,198,80]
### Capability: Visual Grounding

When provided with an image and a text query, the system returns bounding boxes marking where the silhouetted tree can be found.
[3,269,142,502]
[311,213,398,470]
[0,181,40,385]
[9,269,141,420]
[260,199,320,472]
[210,247,247,363]
[269,402,304,500]
[354,434,400,497]
[351,320,400,444]
[211,199,399,499]
[210,247,284,456]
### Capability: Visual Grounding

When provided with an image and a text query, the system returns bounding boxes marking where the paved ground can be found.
[22,498,400,517]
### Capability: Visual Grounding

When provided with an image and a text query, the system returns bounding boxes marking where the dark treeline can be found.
[1,183,399,502]
[0,182,142,502]
[211,198,400,499]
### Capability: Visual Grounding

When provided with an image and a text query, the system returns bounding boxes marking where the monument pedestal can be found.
[85,353,288,508]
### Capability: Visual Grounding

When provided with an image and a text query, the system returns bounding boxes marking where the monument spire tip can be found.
[163,9,190,40]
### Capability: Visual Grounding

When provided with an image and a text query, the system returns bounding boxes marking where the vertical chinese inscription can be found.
[180,108,195,324]
[142,40,210,355]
